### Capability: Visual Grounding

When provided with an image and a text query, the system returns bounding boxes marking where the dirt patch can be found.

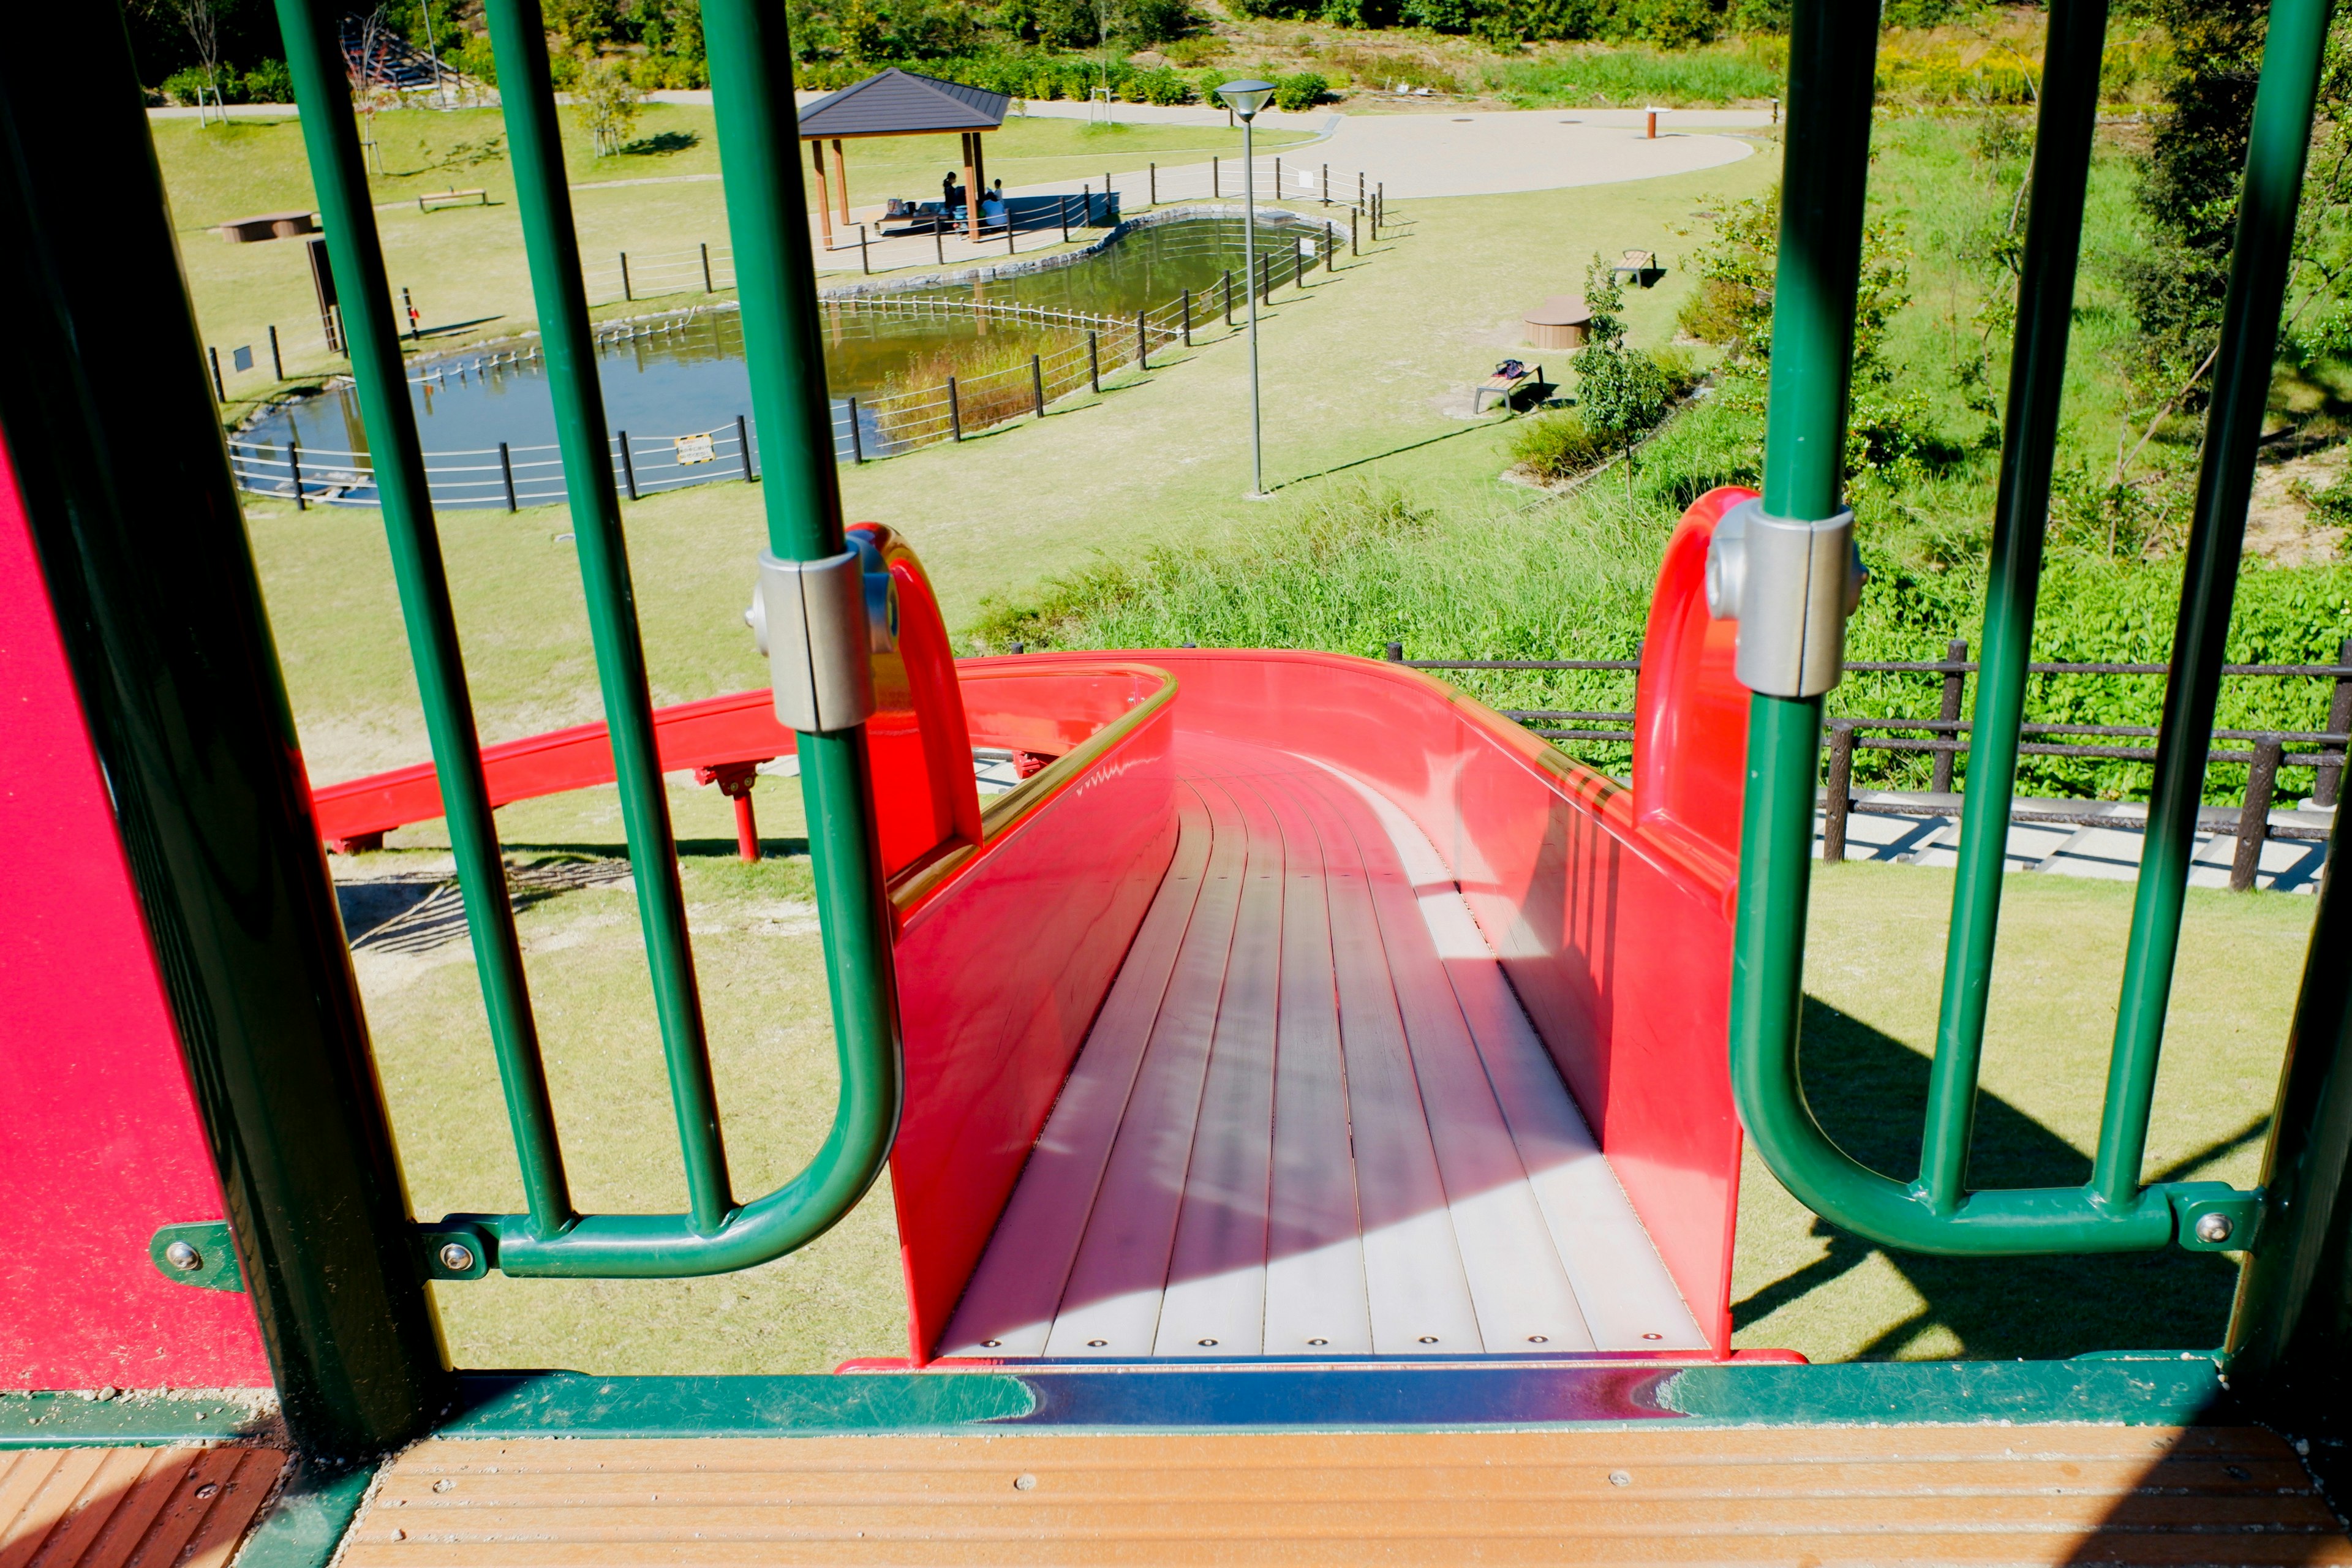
[2245,441,2348,565]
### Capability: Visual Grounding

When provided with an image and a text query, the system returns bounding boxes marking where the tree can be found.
[2121,0,2269,409]
[1570,252,1669,499]
[176,0,225,121]
[575,54,644,156]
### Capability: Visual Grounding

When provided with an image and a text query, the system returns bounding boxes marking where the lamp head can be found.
[1216,79,1276,119]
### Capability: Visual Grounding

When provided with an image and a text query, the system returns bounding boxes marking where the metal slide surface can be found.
[938,731,1705,1360]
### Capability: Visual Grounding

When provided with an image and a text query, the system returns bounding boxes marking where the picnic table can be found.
[418,188,489,211]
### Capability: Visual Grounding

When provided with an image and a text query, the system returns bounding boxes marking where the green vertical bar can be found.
[273,0,575,1237]
[1731,0,1879,1159]
[2094,0,2335,1207]
[1918,0,2111,1213]
[1755,1,1875,526]
[484,0,733,1234]
[701,0,903,1236]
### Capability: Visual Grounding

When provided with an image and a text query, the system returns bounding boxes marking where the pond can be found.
[230,213,1336,508]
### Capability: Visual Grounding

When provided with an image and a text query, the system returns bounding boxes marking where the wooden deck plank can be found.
[938,788,1218,1357]
[66,1448,200,1568]
[1044,777,1253,1359]
[1152,774,1287,1357]
[18,1447,153,1568]
[344,1429,2352,1567]
[1255,767,1374,1357]
[1298,766,1597,1354]
[0,1450,105,1568]
[0,1447,286,1568]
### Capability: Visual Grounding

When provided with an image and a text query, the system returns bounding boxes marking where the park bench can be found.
[1612,247,1664,287]
[418,187,489,211]
[1474,360,1548,413]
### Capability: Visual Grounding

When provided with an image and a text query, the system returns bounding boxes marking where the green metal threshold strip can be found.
[1722,0,2331,1257]
[248,0,901,1286]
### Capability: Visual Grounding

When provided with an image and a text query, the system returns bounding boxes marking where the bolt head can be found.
[2195,1212,2235,1245]
[438,1241,477,1272]
[1608,1470,1633,1488]
[164,1240,203,1272]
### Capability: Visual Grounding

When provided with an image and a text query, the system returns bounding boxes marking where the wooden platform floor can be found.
[342,1426,2352,1565]
[940,734,1704,1360]
[0,1446,284,1568]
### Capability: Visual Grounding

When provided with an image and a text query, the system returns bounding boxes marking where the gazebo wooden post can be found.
[961,131,980,241]
[830,137,850,227]
[809,138,832,248]
[971,133,987,205]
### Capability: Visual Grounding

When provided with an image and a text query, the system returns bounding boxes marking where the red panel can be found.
[312,529,986,883]
[1632,486,1752,870]
[0,432,271,1391]
[989,646,1745,1354]
[888,667,1178,1362]
[854,524,984,872]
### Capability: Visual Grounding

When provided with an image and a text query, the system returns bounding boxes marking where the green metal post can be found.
[1920,0,2110,1213]
[701,0,903,1246]
[2228,811,2352,1491]
[275,0,571,1236]
[0,2,447,1459]
[1728,0,1877,1238]
[485,0,733,1235]
[2094,0,2334,1208]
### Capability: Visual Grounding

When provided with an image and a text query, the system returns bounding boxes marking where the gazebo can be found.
[798,67,1010,246]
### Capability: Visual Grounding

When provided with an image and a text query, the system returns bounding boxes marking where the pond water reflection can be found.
[230,214,1332,507]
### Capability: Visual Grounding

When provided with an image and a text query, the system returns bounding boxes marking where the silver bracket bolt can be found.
[438,1241,478,1273]
[164,1240,203,1272]
[2194,1212,2234,1245]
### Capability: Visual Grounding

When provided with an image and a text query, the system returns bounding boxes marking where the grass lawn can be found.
[155,105,1309,415]
[1736,864,2310,1363]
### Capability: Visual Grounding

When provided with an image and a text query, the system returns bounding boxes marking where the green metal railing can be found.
[1727,0,2332,1257]
[273,0,900,1279]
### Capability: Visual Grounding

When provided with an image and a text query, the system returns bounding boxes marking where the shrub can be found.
[451,34,499,85]
[1510,410,1616,481]
[1272,70,1329,110]
[1124,67,1196,104]
[161,66,222,106]
[239,58,293,102]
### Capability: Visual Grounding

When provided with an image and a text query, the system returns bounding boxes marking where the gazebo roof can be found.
[797,68,1009,140]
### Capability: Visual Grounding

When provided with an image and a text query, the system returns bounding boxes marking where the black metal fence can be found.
[1384,638,2352,892]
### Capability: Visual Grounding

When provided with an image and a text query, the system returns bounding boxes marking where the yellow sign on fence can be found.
[675,431,717,465]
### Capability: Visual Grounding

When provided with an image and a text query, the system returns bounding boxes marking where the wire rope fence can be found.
[1383,642,2352,891]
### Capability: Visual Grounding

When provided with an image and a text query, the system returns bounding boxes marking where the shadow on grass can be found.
[620,129,699,156]
[1733,997,2259,1360]
[1270,419,1501,490]
[416,315,506,339]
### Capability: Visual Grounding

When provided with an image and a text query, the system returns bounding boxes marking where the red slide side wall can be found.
[1016,622,1749,1352]
[888,666,1179,1361]
[0,437,271,1390]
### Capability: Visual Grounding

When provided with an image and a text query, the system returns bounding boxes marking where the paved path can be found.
[794,101,1760,274]
[1823,793,2334,894]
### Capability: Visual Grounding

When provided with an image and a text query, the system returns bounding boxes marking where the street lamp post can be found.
[1218,79,1275,499]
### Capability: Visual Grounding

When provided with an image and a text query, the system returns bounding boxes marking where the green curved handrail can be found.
[277,0,902,1282]
[1728,0,2328,1259]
